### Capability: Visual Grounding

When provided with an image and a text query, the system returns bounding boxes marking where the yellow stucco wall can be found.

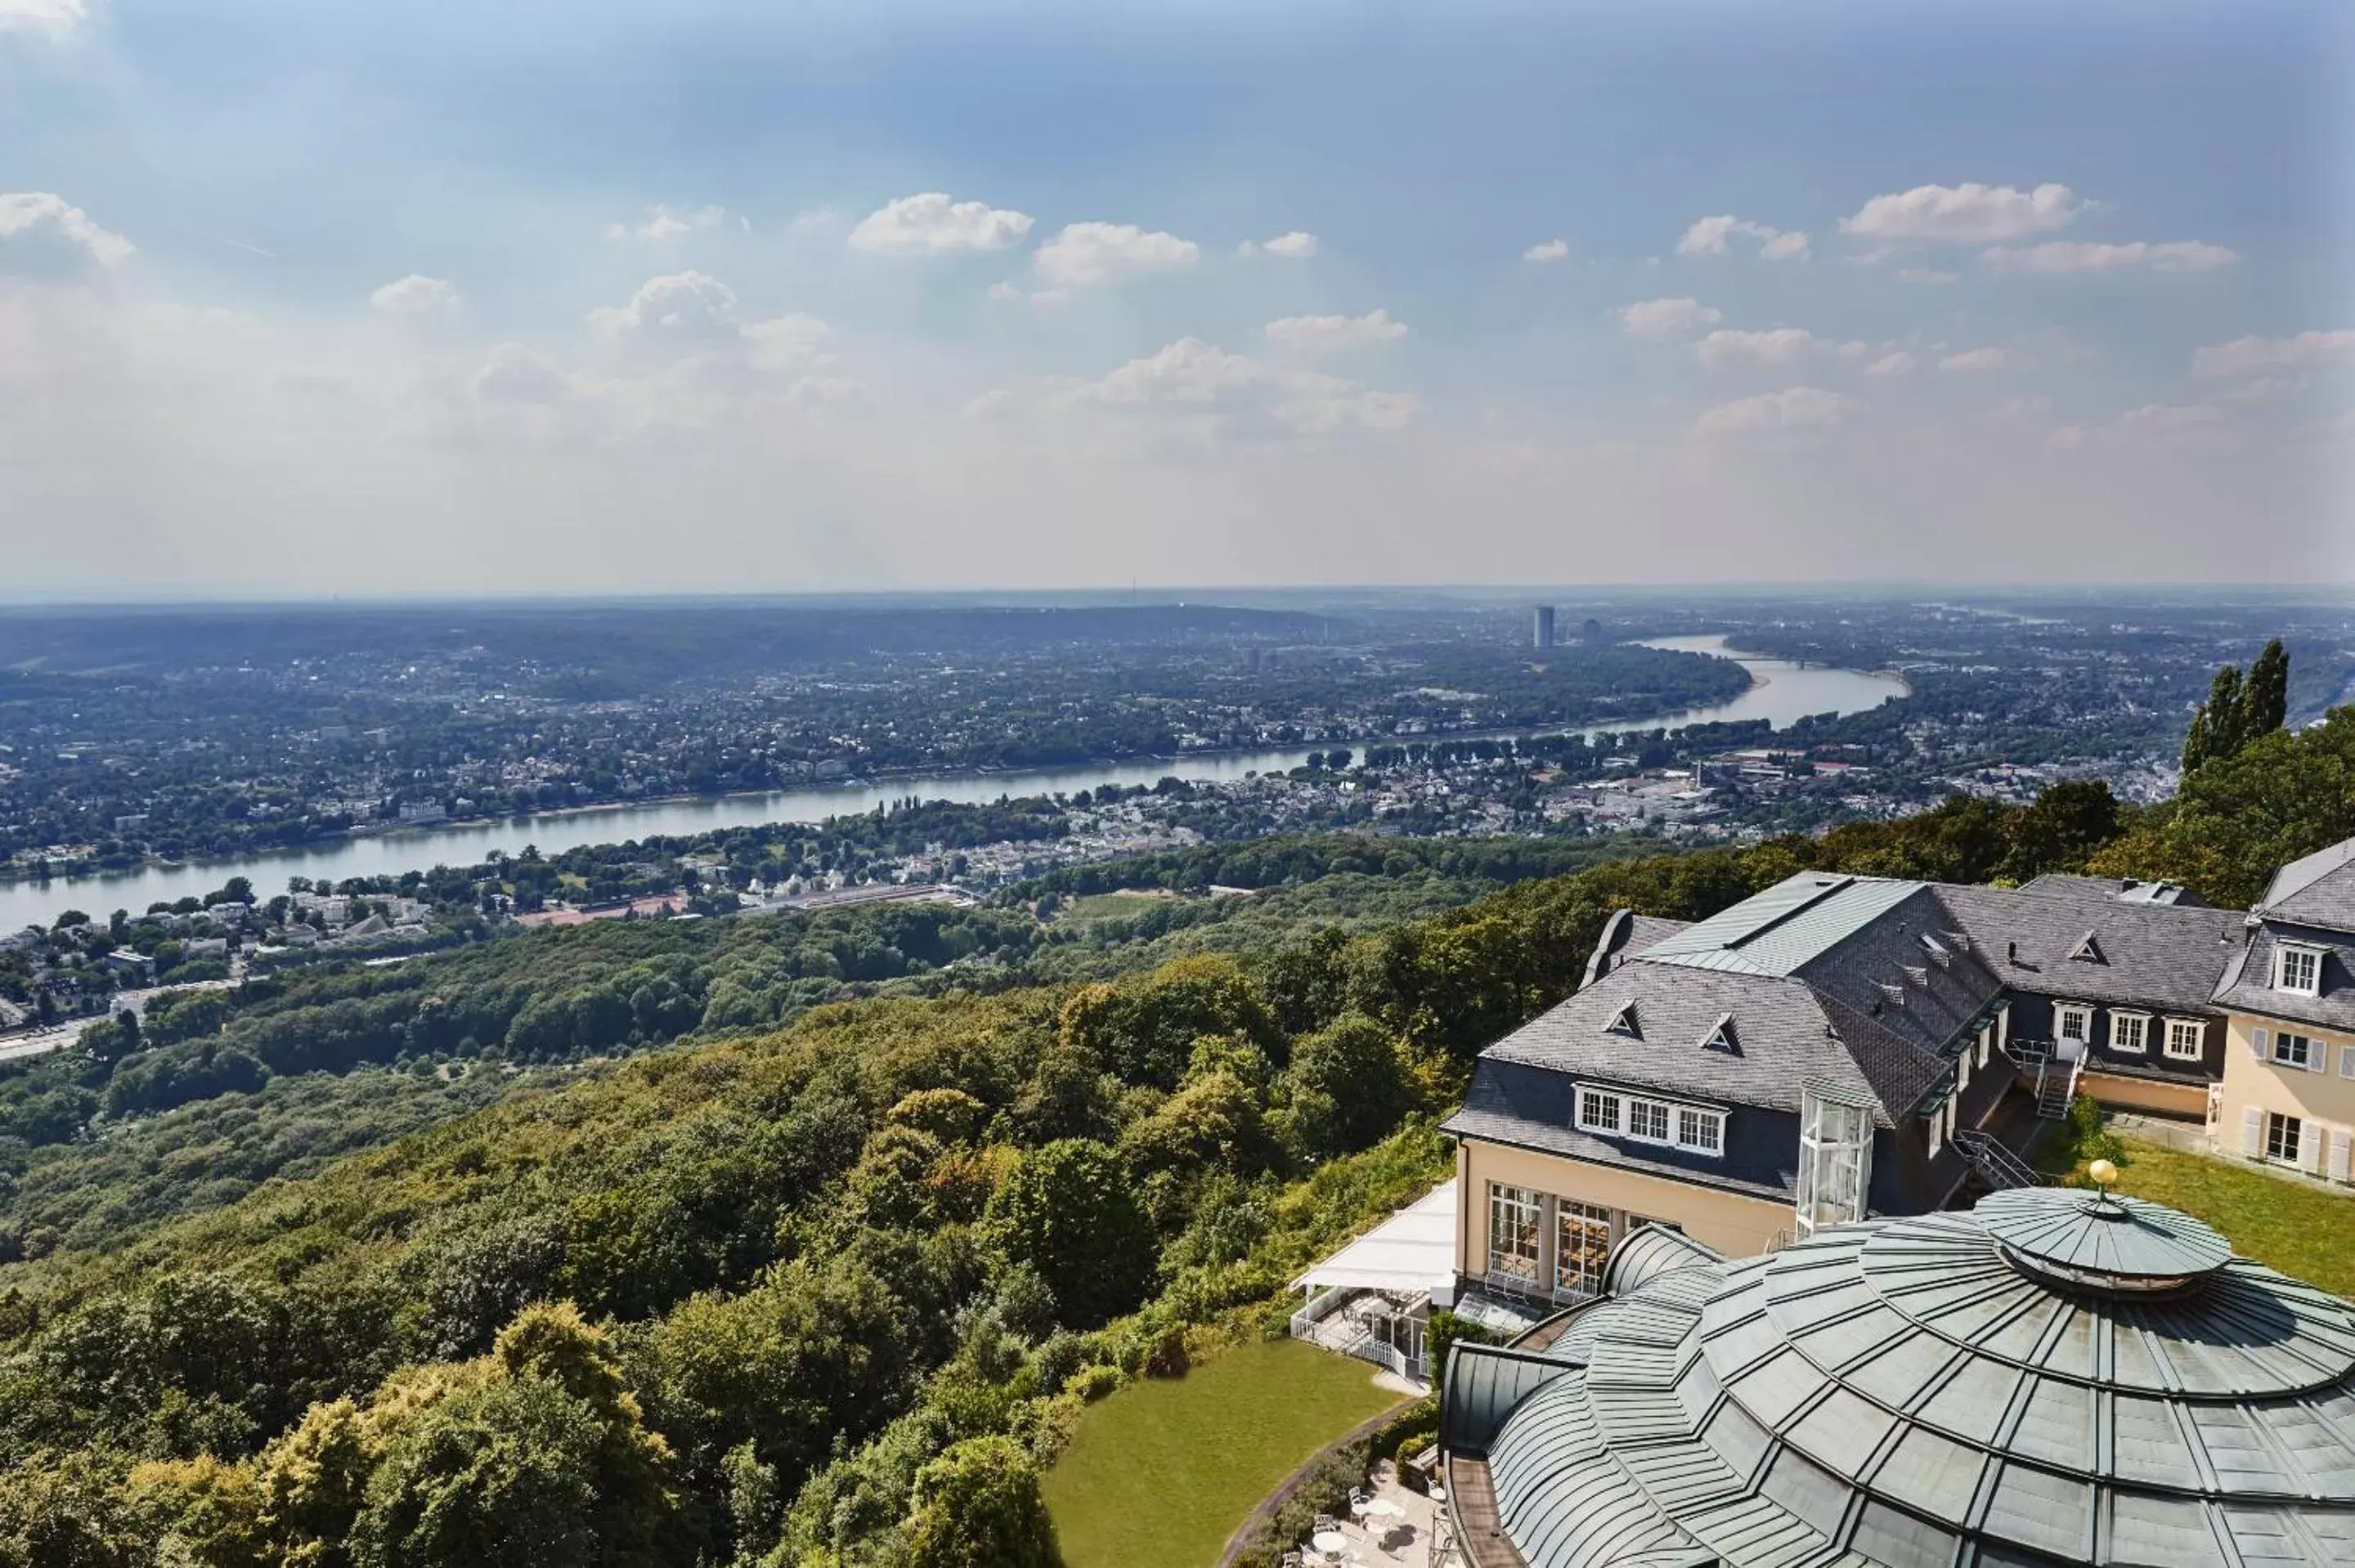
[2215,1011,2355,1182]
[1456,1137,1793,1270]
[2076,1069,2209,1120]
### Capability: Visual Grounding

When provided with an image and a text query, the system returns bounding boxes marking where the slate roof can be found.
[1641,874,1922,977]
[2259,836,2355,934]
[2214,921,2355,1034]
[1934,880,2245,1015]
[2019,871,2207,907]
[1579,909,1693,990]
[1460,1194,2355,1568]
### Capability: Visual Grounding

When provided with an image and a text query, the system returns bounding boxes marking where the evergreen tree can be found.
[2204,664,2247,761]
[2179,706,2209,777]
[2243,638,2289,738]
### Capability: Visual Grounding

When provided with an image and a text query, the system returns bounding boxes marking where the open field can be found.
[1042,1337,1408,1568]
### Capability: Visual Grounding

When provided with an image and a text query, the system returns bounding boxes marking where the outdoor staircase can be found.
[1955,1129,2044,1191]
[2004,1037,2080,1122]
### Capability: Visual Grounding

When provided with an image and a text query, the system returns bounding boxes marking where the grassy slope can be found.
[1042,1338,1407,1568]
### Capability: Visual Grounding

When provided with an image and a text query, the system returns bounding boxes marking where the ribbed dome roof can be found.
[1976,1185,2232,1288]
[1476,1195,2355,1566]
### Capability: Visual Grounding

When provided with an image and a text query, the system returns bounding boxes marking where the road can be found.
[0,972,240,1064]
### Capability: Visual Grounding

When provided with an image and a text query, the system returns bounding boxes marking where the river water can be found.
[1,635,1904,930]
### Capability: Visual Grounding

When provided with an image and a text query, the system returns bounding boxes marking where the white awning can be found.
[1291,1179,1458,1306]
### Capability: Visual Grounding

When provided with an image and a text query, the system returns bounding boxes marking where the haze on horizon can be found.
[2,0,2350,596]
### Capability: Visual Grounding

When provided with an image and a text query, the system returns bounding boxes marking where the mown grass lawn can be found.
[2044,1133,2355,1298]
[1043,1337,1407,1568]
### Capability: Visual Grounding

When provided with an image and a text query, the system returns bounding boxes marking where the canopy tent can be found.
[1292,1179,1458,1306]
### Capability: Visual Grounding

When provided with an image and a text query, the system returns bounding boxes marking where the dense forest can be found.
[0,700,2342,1566]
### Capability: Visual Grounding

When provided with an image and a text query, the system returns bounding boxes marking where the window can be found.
[1554,1200,1610,1297]
[1678,1105,1723,1154]
[2276,945,2322,995]
[1977,1024,1993,1068]
[1575,1085,1723,1157]
[1797,1091,1872,1239]
[2110,1012,2149,1054]
[1607,1003,1641,1038]
[1487,1184,1541,1281]
[2057,1004,2091,1045]
[2272,1033,2314,1070]
[2266,1113,2303,1165]
[2342,1045,2355,1080]
[2164,1019,2205,1062]
[1927,1109,1943,1158]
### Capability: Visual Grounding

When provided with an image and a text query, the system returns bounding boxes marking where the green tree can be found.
[1282,1012,1410,1159]
[904,1436,1061,1568]
[2243,638,2289,738]
[1998,780,2121,882]
[984,1141,1155,1329]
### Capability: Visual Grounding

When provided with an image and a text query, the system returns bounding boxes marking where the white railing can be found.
[1289,1287,1353,1340]
[1956,1129,2043,1189]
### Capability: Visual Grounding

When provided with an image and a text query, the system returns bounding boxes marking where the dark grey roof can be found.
[1976,1185,2232,1282]
[2020,871,2207,907]
[2214,921,2355,1033]
[2259,836,2355,934]
[1580,908,1693,990]
[1469,1194,2355,1568]
[1483,962,1895,1123]
[1936,880,2245,1015]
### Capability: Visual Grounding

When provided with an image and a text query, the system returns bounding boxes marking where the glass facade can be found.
[1554,1199,1611,1297]
[1796,1089,1873,1239]
[1488,1182,1541,1280]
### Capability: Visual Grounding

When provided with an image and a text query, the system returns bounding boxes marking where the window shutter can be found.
[2330,1128,2353,1185]
[2309,1043,2329,1074]
[2241,1106,2263,1156]
[2312,1125,2332,1176]
[2250,1028,2268,1061]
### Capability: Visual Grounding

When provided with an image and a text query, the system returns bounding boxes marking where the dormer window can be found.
[1701,1014,1738,1053]
[2276,943,2322,996]
[1607,1003,1641,1039]
[2070,932,2106,965]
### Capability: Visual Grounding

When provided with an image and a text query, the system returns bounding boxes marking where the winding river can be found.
[0,635,1904,931]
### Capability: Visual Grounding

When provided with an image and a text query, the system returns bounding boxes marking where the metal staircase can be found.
[1956,1129,2044,1191]
[2004,1037,2080,1122]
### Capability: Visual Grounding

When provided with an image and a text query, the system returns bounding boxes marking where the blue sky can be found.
[2,0,2348,593]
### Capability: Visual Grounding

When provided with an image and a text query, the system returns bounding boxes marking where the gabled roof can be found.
[2258,835,2355,934]
[2213,922,2355,1033]
[1936,881,2244,1013]
[2021,872,2207,907]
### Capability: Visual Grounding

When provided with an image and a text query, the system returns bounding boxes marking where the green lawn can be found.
[1043,1338,1407,1568]
[2045,1134,2355,1298]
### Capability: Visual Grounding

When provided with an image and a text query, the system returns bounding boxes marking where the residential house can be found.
[2212,839,2355,1183]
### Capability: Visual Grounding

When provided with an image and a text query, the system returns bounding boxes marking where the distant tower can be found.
[1583,616,1603,644]
[1533,606,1557,650]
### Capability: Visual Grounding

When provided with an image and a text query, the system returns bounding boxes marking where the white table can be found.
[1311,1529,1352,1561]
[1361,1499,1403,1522]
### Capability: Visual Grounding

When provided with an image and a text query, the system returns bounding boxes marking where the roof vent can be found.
[1941,929,1973,953]
[1877,983,1907,1009]
[1607,1002,1641,1040]
[1701,1013,1738,1053]
[1903,965,1930,988]
[2071,932,2106,965]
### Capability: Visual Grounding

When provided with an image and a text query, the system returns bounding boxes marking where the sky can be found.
[2,0,2351,595]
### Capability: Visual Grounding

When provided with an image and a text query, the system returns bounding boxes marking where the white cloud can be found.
[1264,308,1406,354]
[2191,329,2355,378]
[1841,181,2085,244]
[1896,267,1959,285]
[1691,386,1856,437]
[1523,239,1569,262]
[472,342,573,405]
[1034,222,1198,287]
[1939,347,2031,373]
[1677,215,1809,261]
[1618,297,1720,338]
[586,271,828,372]
[1864,351,1917,377]
[1980,240,2238,275]
[986,281,1022,302]
[1086,337,1415,437]
[606,204,728,242]
[848,192,1034,255]
[1240,231,1318,258]
[2118,403,2226,433]
[0,191,132,274]
[0,0,87,39]
[368,275,459,316]
[1695,328,1820,367]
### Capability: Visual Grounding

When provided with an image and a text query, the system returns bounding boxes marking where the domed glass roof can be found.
[1469,1194,2355,1567]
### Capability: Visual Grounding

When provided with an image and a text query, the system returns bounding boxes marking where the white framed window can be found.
[1976,1024,1992,1068]
[2109,1011,2149,1054]
[2163,1018,2205,1062]
[1554,1200,1610,1297]
[1487,1184,1541,1281]
[1927,1109,1943,1157]
[2276,944,2323,995]
[2266,1112,2303,1165]
[1575,1085,1724,1157]
[1628,1098,1671,1143]
[2057,1004,2092,1045]
[2341,1044,2355,1079]
[2272,1032,2315,1070]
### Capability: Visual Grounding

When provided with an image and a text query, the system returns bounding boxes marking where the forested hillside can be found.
[0,704,2343,1566]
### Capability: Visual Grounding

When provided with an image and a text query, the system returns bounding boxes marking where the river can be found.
[0,635,1904,931]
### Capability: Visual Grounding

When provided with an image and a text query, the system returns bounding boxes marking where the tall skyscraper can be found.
[1532,605,1556,649]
